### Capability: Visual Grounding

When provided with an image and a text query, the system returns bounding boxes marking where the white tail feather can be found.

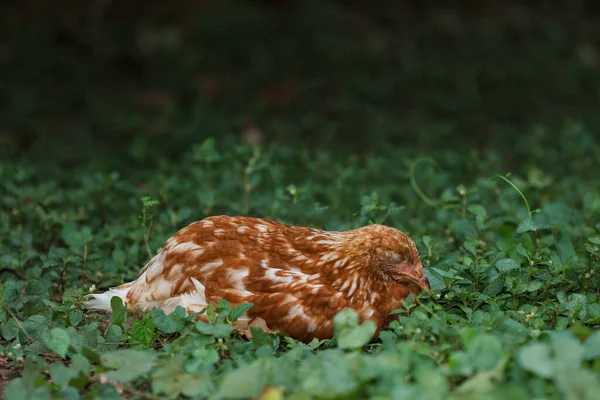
[85,285,131,311]
[85,253,162,312]
[160,277,208,314]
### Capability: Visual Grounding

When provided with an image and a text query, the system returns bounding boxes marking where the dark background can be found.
[2,0,600,166]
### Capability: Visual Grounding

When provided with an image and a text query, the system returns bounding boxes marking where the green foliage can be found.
[41,328,70,358]
[101,349,157,382]
[2,128,599,398]
[2,3,600,398]
[333,309,377,350]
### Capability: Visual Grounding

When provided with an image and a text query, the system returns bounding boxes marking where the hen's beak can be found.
[393,272,430,291]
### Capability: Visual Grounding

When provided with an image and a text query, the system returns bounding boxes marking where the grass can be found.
[1,1,600,399]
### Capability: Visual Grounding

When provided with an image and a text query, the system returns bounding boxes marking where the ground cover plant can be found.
[2,131,600,399]
[1,1,600,399]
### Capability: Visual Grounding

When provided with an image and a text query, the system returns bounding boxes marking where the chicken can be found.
[86,216,430,342]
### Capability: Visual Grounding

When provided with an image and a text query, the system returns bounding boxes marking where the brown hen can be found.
[87,216,430,342]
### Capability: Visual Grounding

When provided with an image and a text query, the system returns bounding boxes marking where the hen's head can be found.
[338,224,430,290]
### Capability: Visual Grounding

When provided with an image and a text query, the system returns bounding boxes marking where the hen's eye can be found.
[391,252,403,262]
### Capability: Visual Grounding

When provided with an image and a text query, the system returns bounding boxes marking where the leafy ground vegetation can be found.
[2,1,600,399]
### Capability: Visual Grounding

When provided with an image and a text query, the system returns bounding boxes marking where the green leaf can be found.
[516,218,538,234]
[583,331,600,360]
[100,349,157,382]
[110,296,126,326]
[184,348,220,374]
[424,268,447,291]
[483,274,505,297]
[193,137,221,163]
[556,369,600,400]
[422,235,432,249]
[152,356,212,398]
[71,354,91,376]
[516,245,529,259]
[132,318,155,347]
[21,315,49,342]
[50,362,76,389]
[2,318,19,340]
[468,204,487,230]
[101,324,123,351]
[214,358,273,399]
[195,321,234,338]
[518,343,553,378]
[464,241,477,256]
[150,307,185,334]
[81,346,100,363]
[2,280,23,311]
[112,248,126,267]
[549,333,600,399]
[466,334,504,371]
[3,379,28,400]
[251,326,276,349]
[566,293,588,319]
[333,309,377,350]
[455,356,508,395]
[62,224,93,253]
[229,303,254,322]
[217,299,232,313]
[68,311,83,327]
[557,292,567,304]
[296,351,361,397]
[552,332,584,369]
[526,281,542,292]
[24,281,48,297]
[95,383,122,400]
[3,378,50,400]
[557,236,577,265]
[22,299,49,318]
[171,304,187,319]
[495,258,520,273]
[206,302,217,323]
[520,234,535,255]
[42,328,70,358]
[4,359,49,400]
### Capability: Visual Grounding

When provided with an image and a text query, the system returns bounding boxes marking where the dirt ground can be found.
[0,357,21,399]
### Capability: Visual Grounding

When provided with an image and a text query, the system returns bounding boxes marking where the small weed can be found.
[140,196,160,258]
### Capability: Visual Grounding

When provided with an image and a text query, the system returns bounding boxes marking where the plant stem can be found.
[408,157,439,208]
[5,307,33,341]
[145,219,153,258]
[494,174,532,218]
